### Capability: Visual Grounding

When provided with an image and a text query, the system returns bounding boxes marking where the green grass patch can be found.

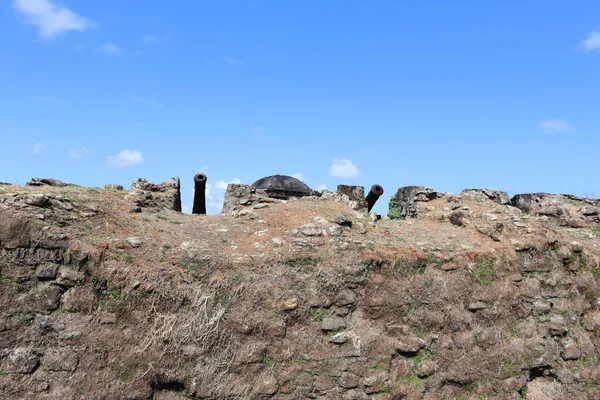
[474,255,495,285]
[388,192,401,220]
[263,357,275,368]
[398,374,423,387]
[100,288,121,301]
[394,258,427,277]
[122,254,133,263]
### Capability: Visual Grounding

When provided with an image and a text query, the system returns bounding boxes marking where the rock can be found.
[332,213,352,227]
[61,286,98,313]
[329,331,351,344]
[24,194,51,207]
[328,225,344,237]
[130,177,182,212]
[490,222,504,242]
[357,222,367,234]
[468,301,487,311]
[337,185,365,202]
[41,348,78,372]
[253,203,268,209]
[2,348,40,374]
[321,317,346,331]
[343,389,370,400]
[36,264,59,280]
[295,224,323,237]
[104,184,124,190]
[415,360,438,378]
[56,268,85,287]
[336,289,356,306]
[395,336,425,353]
[393,186,441,219]
[253,375,278,396]
[549,314,567,336]
[532,300,552,314]
[16,284,63,314]
[129,206,142,213]
[315,374,335,392]
[26,178,71,187]
[127,237,143,248]
[562,345,582,360]
[282,298,298,311]
[339,372,359,389]
[461,189,511,205]
[449,210,467,227]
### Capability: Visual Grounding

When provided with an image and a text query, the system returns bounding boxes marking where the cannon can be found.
[192,173,207,214]
[365,184,384,212]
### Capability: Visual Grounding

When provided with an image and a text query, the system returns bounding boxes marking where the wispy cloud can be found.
[69,146,89,160]
[96,42,122,56]
[225,57,242,65]
[329,158,361,179]
[579,31,600,52]
[35,96,66,107]
[131,94,164,108]
[107,149,144,169]
[292,173,304,181]
[33,142,47,154]
[540,119,576,134]
[141,34,159,45]
[317,184,328,191]
[13,0,95,39]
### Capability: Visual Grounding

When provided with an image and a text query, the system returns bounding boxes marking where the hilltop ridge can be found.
[1,178,600,399]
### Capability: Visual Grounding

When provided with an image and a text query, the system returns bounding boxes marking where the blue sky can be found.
[1,1,599,214]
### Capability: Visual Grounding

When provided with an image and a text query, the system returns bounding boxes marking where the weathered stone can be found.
[36,264,59,280]
[356,222,367,234]
[61,286,98,313]
[331,213,352,227]
[462,189,511,205]
[315,374,335,392]
[1,348,40,374]
[41,348,78,371]
[339,372,359,389]
[449,210,467,227]
[130,177,181,212]
[468,301,487,311]
[549,314,567,336]
[16,284,63,314]
[26,178,71,187]
[393,186,440,219]
[282,298,298,311]
[415,360,437,378]
[329,331,350,344]
[328,225,344,237]
[127,237,143,248]
[343,389,370,400]
[562,345,581,361]
[336,289,356,306]
[56,267,85,287]
[321,317,346,331]
[24,194,51,207]
[253,375,278,396]
[337,185,365,202]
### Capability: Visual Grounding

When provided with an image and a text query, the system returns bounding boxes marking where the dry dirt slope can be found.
[1,183,600,399]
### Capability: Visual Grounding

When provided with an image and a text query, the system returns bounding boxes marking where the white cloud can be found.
[35,96,66,107]
[205,178,241,213]
[97,42,122,56]
[579,31,600,52]
[33,142,47,154]
[107,149,144,168]
[142,34,159,45]
[540,119,576,134]
[225,57,242,64]
[317,184,328,191]
[13,0,95,39]
[215,180,228,190]
[292,173,303,181]
[329,158,361,179]
[131,94,163,108]
[69,146,89,160]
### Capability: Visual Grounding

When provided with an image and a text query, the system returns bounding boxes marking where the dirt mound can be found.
[1,182,600,399]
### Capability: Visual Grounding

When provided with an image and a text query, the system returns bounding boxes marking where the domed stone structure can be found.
[252,174,314,199]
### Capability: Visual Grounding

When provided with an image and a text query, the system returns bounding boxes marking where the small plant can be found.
[161,244,172,255]
[170,220,182,225]
[100,288,121,300]
[263,357,275,368]
[394,258,427,277]
[388,192,401,220]
[231,273,243,283]
[473,255,495,285]
[120,368,135,383]
[122,254,133,263]
[398,374,423,387]
[518,386,527,400]
[592,227,600,238]
[284,258,319,269]
[156,215,167,221]
[181,260,207,271]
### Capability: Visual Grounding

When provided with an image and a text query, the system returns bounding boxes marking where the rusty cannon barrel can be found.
[365,184,384,212]
[192,173,207,215]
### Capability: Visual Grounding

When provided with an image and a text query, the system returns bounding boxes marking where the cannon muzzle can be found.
[192,173,207,215]
[365,184,384,212]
